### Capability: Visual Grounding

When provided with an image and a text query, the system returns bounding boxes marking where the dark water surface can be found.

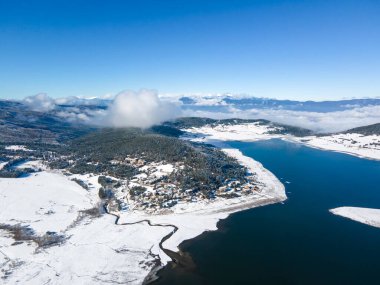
[155,139,380,285]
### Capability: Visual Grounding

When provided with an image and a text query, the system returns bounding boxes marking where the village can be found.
[95,155,264,214]
[1,136,266,217]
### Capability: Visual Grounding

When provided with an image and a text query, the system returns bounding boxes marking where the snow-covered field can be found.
[0,171,93,234]
[185,122,281,142]
[330,207,380,228]
[0,168,172,284]
[1,213,170,284]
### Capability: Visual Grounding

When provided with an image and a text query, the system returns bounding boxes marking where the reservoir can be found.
[155,139,380,285]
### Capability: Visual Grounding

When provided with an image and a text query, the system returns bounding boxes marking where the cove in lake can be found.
[155,139,380,285]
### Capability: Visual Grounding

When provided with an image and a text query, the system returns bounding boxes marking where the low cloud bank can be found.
[21,90,180,128]
[102,90,180,128]
[55,107,106,123]
[23,93,56,112]
[20,92,380,132]
[184,105,380,133]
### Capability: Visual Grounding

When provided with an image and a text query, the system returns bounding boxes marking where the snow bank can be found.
[0,161,7,170]
[14,160,46,171]
[330,207,380,228]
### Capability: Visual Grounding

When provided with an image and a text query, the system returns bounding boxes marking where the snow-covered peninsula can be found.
[330,207,380,228]
[297,133,380,161]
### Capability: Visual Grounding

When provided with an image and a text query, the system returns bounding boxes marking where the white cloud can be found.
[55,107,104,123]
[20,90,180,128]
[101,89,181,128]
[23,93,56,112]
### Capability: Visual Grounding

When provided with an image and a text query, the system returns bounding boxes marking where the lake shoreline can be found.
[147,137,287,284]
[153,138,380,285]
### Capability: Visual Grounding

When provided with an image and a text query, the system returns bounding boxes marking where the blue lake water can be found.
[156,139,380,285]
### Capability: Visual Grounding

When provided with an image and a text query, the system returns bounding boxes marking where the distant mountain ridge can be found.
[178,95,380,113]
[5,94,380,113]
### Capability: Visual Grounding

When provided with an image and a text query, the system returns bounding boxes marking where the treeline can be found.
[0,158,36,178]
[344,123,380,136]
[64,128,191,164]
[171,143,246,196]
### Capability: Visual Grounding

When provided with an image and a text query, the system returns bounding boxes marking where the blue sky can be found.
[0,0,379,100]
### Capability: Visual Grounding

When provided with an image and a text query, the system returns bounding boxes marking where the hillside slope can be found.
[344,123,380,136]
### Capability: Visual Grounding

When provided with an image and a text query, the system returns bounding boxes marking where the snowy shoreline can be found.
[290,135,380,161]
[184,123,380,161]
